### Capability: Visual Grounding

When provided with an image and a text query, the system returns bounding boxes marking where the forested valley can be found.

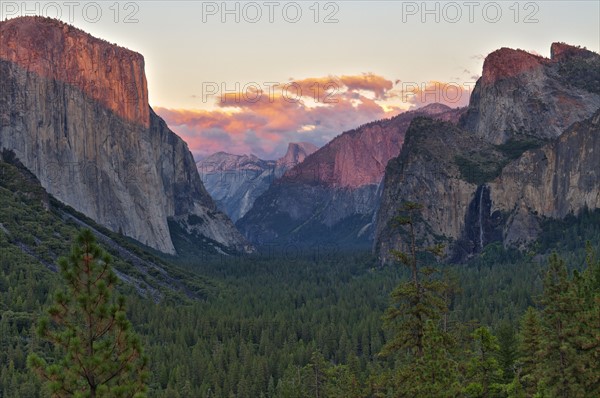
[1,156,599,397]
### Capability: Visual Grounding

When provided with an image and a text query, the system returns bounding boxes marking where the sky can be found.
[3,1,599,159]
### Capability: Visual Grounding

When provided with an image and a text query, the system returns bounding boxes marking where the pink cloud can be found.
[155,74,469,160]
[156,73,400,159]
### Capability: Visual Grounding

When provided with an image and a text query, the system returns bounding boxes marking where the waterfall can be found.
[479,186,484,250]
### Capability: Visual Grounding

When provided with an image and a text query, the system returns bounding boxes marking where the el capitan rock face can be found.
[0,16,251,255]
[237,104,465,247]
[375,43,600,263]
[0,16,149,127]
[198,142,317,222]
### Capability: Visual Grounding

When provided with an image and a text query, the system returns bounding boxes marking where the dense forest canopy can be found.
[1,158,599,397]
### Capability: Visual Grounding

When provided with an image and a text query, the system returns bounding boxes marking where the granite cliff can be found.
[462,43,600,144]
[375,43,600,262]
[489,109,600,247]
[0,16,251,255]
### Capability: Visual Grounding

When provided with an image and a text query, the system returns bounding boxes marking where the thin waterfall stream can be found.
[479,186,484,250]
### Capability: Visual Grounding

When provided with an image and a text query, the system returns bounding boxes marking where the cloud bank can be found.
[156,73,472,160]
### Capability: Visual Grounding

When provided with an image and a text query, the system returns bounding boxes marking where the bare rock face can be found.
[280,104,464,188]
[237,104,465,247]
[197,142,317,222]
[0,16,149,127]
[276,142,318,172]
[462,44,600,144]
[374,43,600,263]
[0,16,251,255]
[489,109,600,247]
[374,118,503,263]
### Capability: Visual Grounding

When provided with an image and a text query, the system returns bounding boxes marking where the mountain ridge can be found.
[237,103,465,246]
[197,142,318,222]
[375,42,600,262]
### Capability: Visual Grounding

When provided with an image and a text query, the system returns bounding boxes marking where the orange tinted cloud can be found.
[156,75,470,159]
[340,73,394,98]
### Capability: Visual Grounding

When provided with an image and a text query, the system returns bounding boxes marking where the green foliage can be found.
[382,202,449,358]
[454,154,507,185]
[494,137,545,160]
[558,55,600,94]
[516,246,600,398]
[394,320,461,398]
[27,230,148,397]
[537,209,600,253]
[464,327,503,398]
[454,135,545,185]
[496,322,518,383]
[1,156,599,397]
[518,308,543,395]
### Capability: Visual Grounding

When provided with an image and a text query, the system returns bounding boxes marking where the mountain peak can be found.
[464,43,600,144]
[482,47,546,84]
[277,142,318,168]
[417,103,452,114]
[550,42,596,61]
[198,151,273,173]
[0,16,149,127]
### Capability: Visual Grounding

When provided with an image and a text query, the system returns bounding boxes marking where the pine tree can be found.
[537,253,582,398]
[518,307,542,396]
[568,244,600,395]
[381,202,447,358]
[516,248,600,397]
[396,320,461,398]
[464,327,502,398]
[307,351,328,398]
[496,322,518,383]
[27,229,148,397]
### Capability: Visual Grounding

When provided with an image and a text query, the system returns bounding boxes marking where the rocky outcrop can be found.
[0,16,251,255]
[550,42,598,62]
[237,104,465,247]
[197,142,317,222]
[489,109,600,247]
[276,142,318,172]
[374,118,507,262]
[375,43,600,263]
[461,44,600,144]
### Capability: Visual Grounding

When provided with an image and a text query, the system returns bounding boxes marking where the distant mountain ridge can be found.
[197,142,317,222]
[236,104,465,247]
[0,16,251,255]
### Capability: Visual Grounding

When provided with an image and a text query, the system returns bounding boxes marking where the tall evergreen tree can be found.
[496,322,518,383]
[28,229,148,397]
[395,320,461,398]
[518,307,542,396]
[537,253,583,398]
[572,244,600,396]
[381,202,447,358]
[464,327,502,398]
